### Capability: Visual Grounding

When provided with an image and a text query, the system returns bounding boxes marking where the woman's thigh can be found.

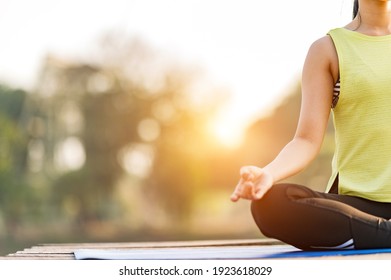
[308,187,391,220]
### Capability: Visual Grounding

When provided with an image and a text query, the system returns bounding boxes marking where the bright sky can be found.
[0,0,353,147]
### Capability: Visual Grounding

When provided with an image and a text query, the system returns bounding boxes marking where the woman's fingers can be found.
[231,178,248,202]
[240,166,257,181]
[230,190,240,202]
[253,170,273,200]
[232,166,274,202]
[231,175,259,202]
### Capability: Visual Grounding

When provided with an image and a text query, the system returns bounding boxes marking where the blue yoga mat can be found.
[74,245,391,260]
[269,247,391,258]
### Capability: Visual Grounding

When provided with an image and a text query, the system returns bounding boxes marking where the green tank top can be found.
[327,28,391,202]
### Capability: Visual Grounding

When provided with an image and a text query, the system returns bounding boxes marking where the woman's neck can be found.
[353,0,391,35]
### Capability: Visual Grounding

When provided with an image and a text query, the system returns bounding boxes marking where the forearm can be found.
[263,136,320,184]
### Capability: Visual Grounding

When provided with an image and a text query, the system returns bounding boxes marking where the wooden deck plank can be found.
[7,239,280,256]
[4,239,391,260]
[2,254,74,260]
[36,238,282,249]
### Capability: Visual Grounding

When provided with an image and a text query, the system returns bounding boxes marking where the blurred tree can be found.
[30,35,224,230]
[33,60,139,224]
[0,85,28,173]
[0,85,38,234]
[145,74,217,224]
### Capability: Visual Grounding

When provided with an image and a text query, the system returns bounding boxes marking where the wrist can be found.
[262,166,276,185]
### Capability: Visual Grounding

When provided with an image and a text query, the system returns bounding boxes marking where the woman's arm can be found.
[231,36,338,202]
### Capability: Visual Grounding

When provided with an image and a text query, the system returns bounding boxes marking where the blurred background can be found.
[0,0,352,255]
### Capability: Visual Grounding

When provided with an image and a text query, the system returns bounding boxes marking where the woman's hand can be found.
[230,165,274,202]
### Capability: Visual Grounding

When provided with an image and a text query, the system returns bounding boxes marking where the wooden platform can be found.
[4,239,391,260]
[3,239,281,260]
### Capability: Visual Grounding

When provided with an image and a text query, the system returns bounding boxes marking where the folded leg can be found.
[251,183,391,250]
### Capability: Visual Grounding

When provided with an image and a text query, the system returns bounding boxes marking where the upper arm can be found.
[294,35,338,151]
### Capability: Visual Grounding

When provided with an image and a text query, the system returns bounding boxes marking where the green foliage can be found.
[0,85,26,120]
[0,85,40,236]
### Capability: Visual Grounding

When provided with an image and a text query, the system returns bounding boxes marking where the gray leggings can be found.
[251,183,391,250]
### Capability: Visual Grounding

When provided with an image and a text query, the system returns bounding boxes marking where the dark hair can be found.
[353,0,359,19]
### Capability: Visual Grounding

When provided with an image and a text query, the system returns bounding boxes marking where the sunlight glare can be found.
[208,114,245,149]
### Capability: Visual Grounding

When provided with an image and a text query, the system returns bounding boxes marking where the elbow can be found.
[292,135,323,161]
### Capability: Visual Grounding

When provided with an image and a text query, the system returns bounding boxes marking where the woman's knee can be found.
[250,183,315,238]
[250,184,291,235]
[251,184,293,213]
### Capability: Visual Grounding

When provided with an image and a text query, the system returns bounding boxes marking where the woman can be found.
[231,0,391,250]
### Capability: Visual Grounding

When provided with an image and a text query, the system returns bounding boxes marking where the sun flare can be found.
[208,114,246,149]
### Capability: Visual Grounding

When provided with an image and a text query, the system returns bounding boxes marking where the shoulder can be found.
[308,35,336,58]
[305,35,339,82]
